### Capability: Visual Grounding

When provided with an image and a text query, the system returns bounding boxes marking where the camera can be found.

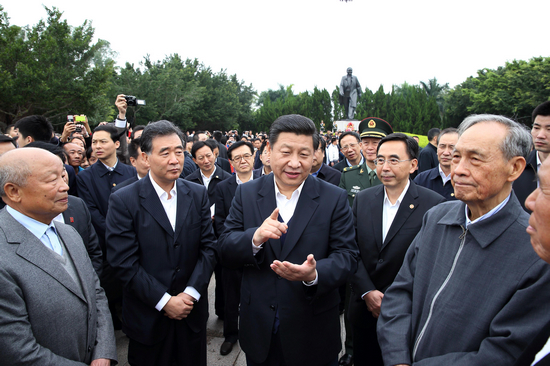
[75,125,82,133]
[125,95,146,106]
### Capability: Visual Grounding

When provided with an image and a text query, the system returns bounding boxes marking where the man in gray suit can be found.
[339,67,362,120]
[0,148,116,365]
[377,115,550,366]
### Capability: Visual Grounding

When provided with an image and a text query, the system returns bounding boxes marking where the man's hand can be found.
[60,122,76,143]
[252,208,288,246]
[271,254,316,282]
[162,295,194,320]
[364,290,384,318]
[115,94,127,119]
[90,358,111,366]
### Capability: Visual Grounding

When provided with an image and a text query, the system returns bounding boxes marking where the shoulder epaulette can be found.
[343,164,362,172]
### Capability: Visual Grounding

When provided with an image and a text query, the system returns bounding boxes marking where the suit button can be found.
[378,259,384,263]
[88,345,92,352]
[270,305,276,311]
[176,267,180,272]
[174,244,180,248]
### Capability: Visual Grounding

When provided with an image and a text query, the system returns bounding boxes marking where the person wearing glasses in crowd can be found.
[333,131,363,172]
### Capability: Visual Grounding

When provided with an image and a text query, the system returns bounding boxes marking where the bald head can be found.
[0,148,68,224]
[63,142,84,167]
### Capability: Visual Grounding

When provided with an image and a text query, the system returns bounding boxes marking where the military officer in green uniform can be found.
[339,117,394,207]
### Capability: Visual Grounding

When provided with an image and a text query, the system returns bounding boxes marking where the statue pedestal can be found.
[333,120,359,132]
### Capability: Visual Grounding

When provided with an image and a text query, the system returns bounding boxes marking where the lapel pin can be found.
[451,193,455,197]
[70,217,74,223]
[409,204,414,209]
[112,183,116,186]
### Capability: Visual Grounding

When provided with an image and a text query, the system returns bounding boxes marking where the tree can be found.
[420,77,449,122]
[0,6,115,127]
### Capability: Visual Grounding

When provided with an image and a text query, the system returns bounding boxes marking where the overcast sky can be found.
[3,0,549,97]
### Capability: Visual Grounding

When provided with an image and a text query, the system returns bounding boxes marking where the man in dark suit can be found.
[349,133,444,366]
[185,140,232,320]
[0,148,116,365]
[214,140,261,356]
[417,127,440,173]
[206,138,233,174]
[514,101,550,212]
[76,124,136,327]
[218,114,359,366]
[112,137,149,193]
[106,120,217,366]
[311,134,341,186]
[414,128,459,201]
[333,131,363,172]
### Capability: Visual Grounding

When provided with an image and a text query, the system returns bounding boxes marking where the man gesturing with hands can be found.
[219,114,358,366]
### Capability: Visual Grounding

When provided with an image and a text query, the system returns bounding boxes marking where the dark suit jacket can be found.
[105,175,218,345]
[513,150,537,213]
[65,163,78,196]
[218,175,359,366]
[316,163,342,186]
[184,165,232,207]
[349,181,445,325]
[76,160,136,252]
[253,149,262,170]
[218,141,228,159]
[63,195,103,275]
[418,143,438,173]
[214,170,261,237]
[180,151,198,179]
[414,166,457,201]
[514,320,550,366]
[112,175,139,193]
[216,157,232,174]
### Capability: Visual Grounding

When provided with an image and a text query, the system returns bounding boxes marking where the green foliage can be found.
[109,55,256,132]
[0,6,115,127]
[443,57,550,127]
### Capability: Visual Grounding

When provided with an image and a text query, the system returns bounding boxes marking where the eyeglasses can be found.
[340,142,358,151]
[373,158,413,166]
[232,153,253,162]
[196,153,213,161]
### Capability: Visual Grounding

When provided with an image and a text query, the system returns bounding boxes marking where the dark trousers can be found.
[128,319,206,366]
[214,263,225,318]
[352,314,383,366]
[246,331,338,366]
[223,267,243,343]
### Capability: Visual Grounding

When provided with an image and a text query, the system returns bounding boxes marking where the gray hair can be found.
[140,120,184,154]
[0,158,31,197]
[458,114,532,160]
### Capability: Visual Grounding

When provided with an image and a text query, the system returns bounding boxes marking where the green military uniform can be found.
[338,117,394,207]
[339,162,382,207]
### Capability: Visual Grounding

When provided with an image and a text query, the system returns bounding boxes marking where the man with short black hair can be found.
[254,140,272,176]
[311,135,341,186]
[514,101,550,212]
[0,134,16,156]
[112,137,150,193]
[350,133,444,366]
[106,120,217,366]
[14,115,54,147]
[76,124,136,328]
[417,127,440,173]
[214,140,260,356]
[219,114,358,366]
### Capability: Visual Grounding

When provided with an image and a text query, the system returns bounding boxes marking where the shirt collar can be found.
[537,151,542,168]
[101,159,118,172]
[200,168,214,182]
[274,174,305,200]
[311,164,323,177]
[347,156,364,167]
[6,206,55,240]
[236,171,253,185]
[149,173,177,200]
[383,180,410,207]
[465,193,511,228]
[438,164,452,184]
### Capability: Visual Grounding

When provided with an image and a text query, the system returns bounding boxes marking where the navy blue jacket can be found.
[316,163,342,186]
[513,150,537,213]
[414,166,456,201]
[417,143,438,173]
[184,165,232,207]
[76,160,136,252]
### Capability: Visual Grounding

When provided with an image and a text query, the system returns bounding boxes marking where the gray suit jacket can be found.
[0,209,117,365]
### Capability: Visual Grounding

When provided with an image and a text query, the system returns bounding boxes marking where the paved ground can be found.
[115,276,346,365]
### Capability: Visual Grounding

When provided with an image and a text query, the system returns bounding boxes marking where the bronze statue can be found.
[339,67,362,120]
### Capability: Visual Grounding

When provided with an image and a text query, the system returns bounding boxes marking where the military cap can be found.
[358,117,393,139]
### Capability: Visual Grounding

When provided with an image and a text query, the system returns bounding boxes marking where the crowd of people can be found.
[1,95,550,366]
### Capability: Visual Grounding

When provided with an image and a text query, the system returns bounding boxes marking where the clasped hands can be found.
[253,208,317,283]
[163,292,196,320]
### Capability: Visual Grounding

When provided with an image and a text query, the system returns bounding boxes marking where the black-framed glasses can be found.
[373,158,413,166]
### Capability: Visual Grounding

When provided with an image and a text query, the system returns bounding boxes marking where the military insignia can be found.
[360,169,364,174]
[343,167,349,172]
[409,204,414,209]
[368,119,376,128]
[353,186,360,190]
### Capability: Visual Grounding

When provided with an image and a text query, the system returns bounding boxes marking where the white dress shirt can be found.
[382,180,410,243]
[149,175,201,310]
[438,164,452,186]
